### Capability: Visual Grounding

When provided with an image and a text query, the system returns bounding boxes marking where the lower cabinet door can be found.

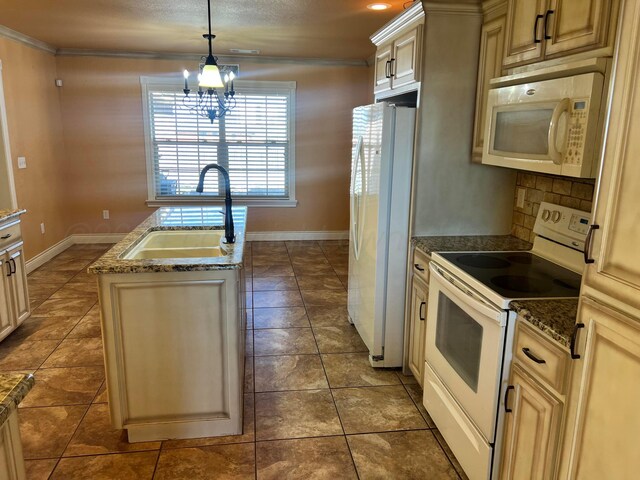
[408,275,428,386]
[501,363,562,480]
[6,246,29,326]
[0,258,13,340]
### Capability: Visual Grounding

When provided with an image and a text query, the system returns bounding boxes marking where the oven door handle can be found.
[429,263,505,324]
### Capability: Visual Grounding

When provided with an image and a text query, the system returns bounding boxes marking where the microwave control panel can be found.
[565,99,589,166]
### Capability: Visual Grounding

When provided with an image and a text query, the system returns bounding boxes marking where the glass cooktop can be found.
[439,251,581,299]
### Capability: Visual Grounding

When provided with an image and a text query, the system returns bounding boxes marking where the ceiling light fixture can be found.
[367,3,391,10]
[182,0,236,123]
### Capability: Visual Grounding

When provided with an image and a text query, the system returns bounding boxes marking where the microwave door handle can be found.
[548,98,571,165]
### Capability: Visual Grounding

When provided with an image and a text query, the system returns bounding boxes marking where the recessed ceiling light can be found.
[367,3,391,11]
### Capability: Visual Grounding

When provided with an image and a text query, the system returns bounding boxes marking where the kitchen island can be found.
[0,373,34,479]
[88,206,247,442]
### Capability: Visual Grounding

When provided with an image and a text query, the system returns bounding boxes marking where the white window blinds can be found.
[142,79,295,203]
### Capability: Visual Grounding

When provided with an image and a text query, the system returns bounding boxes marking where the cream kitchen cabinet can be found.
[503,0,619,68]
[407,248,429,386]
[472,2,507,161]
[371,1,424,97]
[0,217,29,342]
[0,408,27,480]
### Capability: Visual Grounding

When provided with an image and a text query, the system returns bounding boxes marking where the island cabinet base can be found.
[97,268,245,443]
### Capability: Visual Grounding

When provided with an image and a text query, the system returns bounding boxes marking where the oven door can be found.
[425,263,508,442]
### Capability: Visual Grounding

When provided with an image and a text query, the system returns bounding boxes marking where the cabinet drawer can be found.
[514,321,569,394]
[412,248,430,284]
[0,222,21,252]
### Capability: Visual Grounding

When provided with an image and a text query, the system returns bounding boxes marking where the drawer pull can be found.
[544,10,554,40]
[414,264,424,272]
[570,323,585,359]
[584,224,599,264]
[9,258,16,275]
[389,58,396,78]
[0,233,11,240]
[522,347,546,364]
[533,14,544,43]
[5,261,11,277]
[504,385,514,413]
[419,301,426,321]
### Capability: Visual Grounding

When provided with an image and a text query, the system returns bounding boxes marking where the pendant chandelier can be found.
[182,0,236,123]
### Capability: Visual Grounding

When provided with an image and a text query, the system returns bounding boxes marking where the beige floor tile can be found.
[154,444,255,480]
[332,386,427,434]
[253,264,295,277]
[246,330,254,356]
[301,290,348,307]
[255,389,343,441]
[52,282,99,297]
[162,393,255,449]
[296,275,344,291]
[0,339,60,371]
[41,337,104,368]
[256,436,358,480]
[404,383,435,428]
[253,276,299,291]
[31,297,96,318]
[253,307,310,329]
[253,290,304,308]
[288,252,327,264]
[39,257,93,272]
[306,306,351,327]
[7,316,80,342]
[68,270,96,283]
[254,328,318,356]
[24,458,58,480]
[27,283,64,299]
[27,270,77,284]
[19,405,88,459]
[313,325,368,354]
[64,403,161,456]
[93,382,108,404]
[347,430,458,480]
[433,428,470,480]
[51,451,159,480]
[396,372,419,385]
[338,275,349,288]
[321,353,401,388]
[29,295,49,310]
[246,309,253,329]
[292,263,336,276]
[255,355,328,392]
[244,356,254,393]
[21,366,104,408]
[67,313,102,338]
[332,265,349,276]
[252,256,291,267]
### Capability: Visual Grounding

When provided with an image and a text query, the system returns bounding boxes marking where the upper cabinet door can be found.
[374,43,393,94]
[391,27,421,89]
[582,0,640,317]
[503,0,547,67]
[544,0,617,58]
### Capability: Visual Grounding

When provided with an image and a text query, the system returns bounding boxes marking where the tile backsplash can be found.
[512,172,595,243]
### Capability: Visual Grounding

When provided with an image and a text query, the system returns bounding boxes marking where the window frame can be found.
[141,75,297,207]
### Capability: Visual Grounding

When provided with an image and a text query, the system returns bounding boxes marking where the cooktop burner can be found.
[439,251,581,300]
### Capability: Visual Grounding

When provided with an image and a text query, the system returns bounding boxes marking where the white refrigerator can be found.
[348,102,416,368]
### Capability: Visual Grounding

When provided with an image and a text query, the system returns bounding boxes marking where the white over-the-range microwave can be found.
[482,59,610,178]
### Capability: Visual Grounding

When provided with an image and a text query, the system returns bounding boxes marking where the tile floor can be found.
[0,240,469,479]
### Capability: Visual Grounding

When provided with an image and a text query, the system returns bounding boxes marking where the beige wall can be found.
[0,37,69,259]
[56,56,370,235]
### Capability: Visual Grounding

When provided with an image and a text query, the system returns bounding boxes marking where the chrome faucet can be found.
[196,163,235,244]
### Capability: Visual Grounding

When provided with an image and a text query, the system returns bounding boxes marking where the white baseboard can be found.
[245,231,349,241]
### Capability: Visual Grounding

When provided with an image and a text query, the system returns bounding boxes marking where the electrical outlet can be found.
[102,210,110,220]
[17,156,26,169]
[516,188,526,209]
[40,222,45,234]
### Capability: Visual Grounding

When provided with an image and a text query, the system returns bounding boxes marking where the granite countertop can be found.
[412,235,532,255]
[88,206,247,274]
[510,299,578,348]
[0,373,34,426]
[0,209,26,224]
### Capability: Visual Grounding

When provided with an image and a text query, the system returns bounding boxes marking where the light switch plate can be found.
[17,156,26,169]
[102,210,110,220]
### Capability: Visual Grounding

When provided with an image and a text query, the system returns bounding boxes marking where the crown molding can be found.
[371,1,425,46]
[423,2,483,16]
[481,0,507,16]
[0,25,57,54]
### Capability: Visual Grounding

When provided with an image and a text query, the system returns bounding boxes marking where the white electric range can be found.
[422,202,590,480]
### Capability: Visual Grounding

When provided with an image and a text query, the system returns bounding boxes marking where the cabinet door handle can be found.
[9,258,16,275]
[385,60,391,79]
[389,58,396,77]
[414,264,424,272]
[570,323,585,359]
[4,261,11,277]
[544,10,554,40]
[584,224,599,264]
[419,301,426,321]
[534,14,544,43]
[0,233,11,240]
[522,347,546,364]
[504,385,514,413]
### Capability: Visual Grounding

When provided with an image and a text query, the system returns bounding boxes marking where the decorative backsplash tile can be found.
[512,172,595,243]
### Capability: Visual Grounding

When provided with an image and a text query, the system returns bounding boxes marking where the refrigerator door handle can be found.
[350,136,366,260]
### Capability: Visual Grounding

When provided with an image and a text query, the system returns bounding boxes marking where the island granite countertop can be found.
[412,235,532,255]
[0,373,34,426]
[0,209,26,224]
[510,299,578,349]
[88,206,247,274]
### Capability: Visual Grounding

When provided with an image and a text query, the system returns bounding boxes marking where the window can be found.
[141,77,296,206]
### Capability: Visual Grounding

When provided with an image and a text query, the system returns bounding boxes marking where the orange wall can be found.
[0,37,69,259]
[56,56,371,234]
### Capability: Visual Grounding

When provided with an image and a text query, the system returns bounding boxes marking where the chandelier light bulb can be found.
[183,69,189,79]
[199,64,224,89]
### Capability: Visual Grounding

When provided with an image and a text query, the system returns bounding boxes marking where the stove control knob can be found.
[542,209,551,221]
[552,210,562,223]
